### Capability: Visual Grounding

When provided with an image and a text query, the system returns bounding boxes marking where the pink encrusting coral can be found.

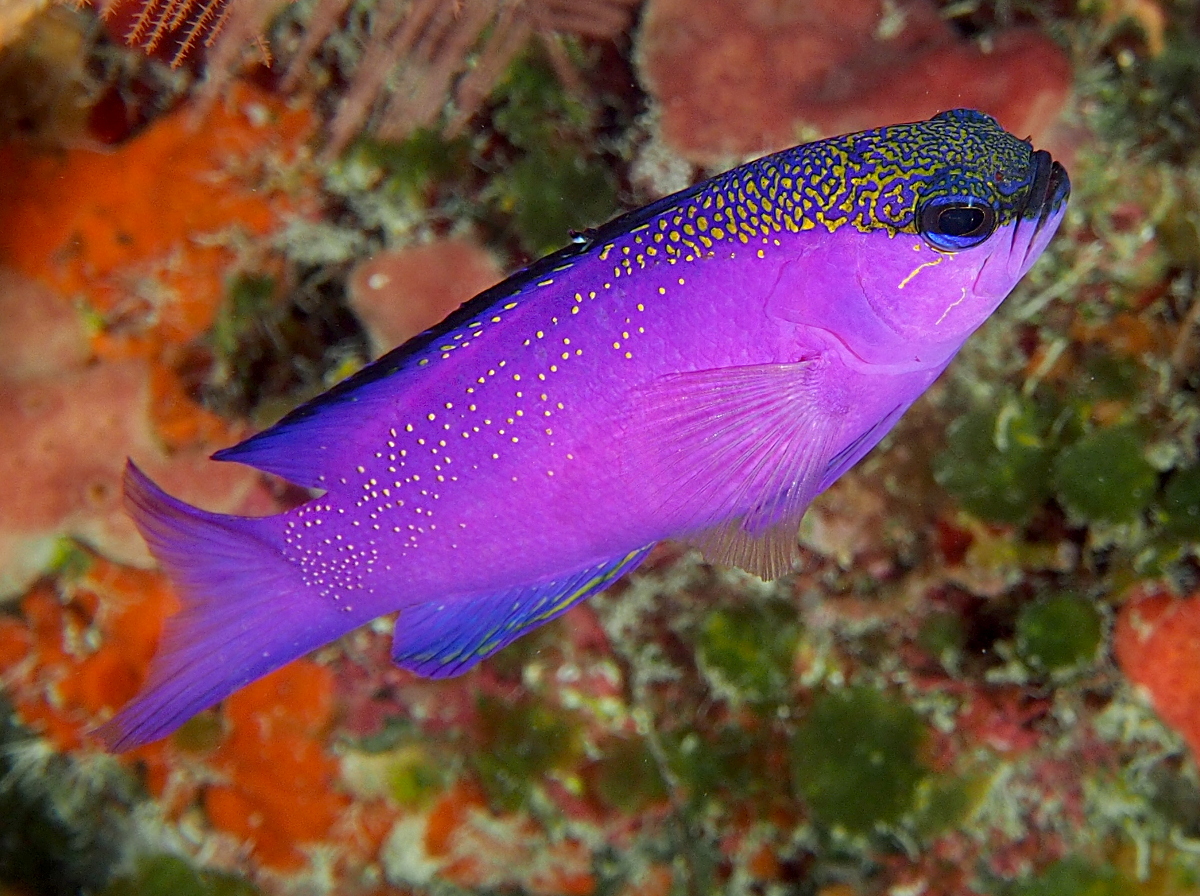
[0,269,272,597]
[637,0,1072,165]
[347,237,504,358]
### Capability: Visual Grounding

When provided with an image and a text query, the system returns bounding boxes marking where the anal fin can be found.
[392,547,652,677]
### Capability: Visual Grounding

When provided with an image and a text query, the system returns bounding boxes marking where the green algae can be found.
[666,725,767,802]
[1158,465,1200,539]
[1052,425,1157,524]
[1091,19,1200,165]
[1015,593,1105,675]
[101,854,259,896]
[1079,349,1144,407]
[933,397,1058,525]
[911,773,983,838]
[488,47,619,255]
[472,694,581,812]
[917,609,968,666]
[696,601,801,705]
[592,736,668,812]
[490,47,591,150]
[46,537,94,580]
[212,273,277,361]
[789,686,928,833]
[1006,857,1129,896]
[344,130,473,204]
[501,148,618,256]
[385,744,449,809]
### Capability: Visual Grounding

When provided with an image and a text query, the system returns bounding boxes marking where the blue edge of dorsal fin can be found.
[392,546,654,678]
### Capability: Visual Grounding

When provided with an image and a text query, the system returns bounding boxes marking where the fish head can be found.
[853,109,1070,356]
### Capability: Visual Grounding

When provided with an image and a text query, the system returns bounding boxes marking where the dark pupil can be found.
[937,205,986,236]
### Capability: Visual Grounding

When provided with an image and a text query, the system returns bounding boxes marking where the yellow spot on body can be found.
[503,302,518,310]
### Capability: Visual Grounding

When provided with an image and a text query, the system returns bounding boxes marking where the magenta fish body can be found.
[102,110,1069,749]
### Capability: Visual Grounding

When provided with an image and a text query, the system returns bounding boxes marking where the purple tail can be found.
[94,463,362,751]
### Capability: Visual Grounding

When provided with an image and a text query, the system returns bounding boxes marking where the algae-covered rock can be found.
[1158,465,1200,540]
[697,601,800,705]
[101,854,259,896]
[1009,856,1129,896]
[592,736,668,812]
[1015,593,1104,674]
[1052,425,1157,524]
[934,399,1057,525]
[472,694,581,812]
[790,685,927,833]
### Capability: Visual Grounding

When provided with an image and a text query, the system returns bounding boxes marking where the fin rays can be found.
[632,361,846,580]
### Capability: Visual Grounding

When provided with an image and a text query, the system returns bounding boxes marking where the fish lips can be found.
[1023,150,1070,231]
[1012,149,1070,270]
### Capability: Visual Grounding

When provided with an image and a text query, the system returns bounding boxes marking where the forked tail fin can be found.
[95,462,365,751]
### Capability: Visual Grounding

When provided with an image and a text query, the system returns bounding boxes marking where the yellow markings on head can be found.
[538,279,554,287]
[503,302,518,310]
[935,287,968,325]
[898,253,944,289]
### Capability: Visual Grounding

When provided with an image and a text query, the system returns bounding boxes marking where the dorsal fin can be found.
[213,179,721,488]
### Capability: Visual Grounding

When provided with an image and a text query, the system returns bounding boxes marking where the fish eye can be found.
[918,199,997,251]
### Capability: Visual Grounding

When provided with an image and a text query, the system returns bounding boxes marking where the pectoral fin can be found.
[630,359,849,580]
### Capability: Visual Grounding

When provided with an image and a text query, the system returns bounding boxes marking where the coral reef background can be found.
[1,0,1200,894]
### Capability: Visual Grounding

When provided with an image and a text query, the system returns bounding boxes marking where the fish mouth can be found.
[1015,149,1070,265]
[1022,149,1070,219]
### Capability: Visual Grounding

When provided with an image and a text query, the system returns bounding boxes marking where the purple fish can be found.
[99,110,1069,749]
